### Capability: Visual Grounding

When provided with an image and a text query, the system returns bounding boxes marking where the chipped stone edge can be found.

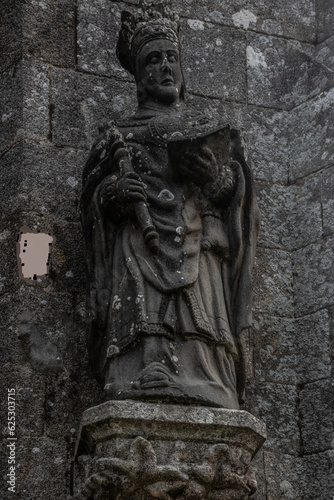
[75,400,266,459]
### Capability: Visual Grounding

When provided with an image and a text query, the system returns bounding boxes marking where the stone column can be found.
[72,401,266,500]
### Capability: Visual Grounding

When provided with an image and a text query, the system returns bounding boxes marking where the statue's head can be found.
[117,0,185,105]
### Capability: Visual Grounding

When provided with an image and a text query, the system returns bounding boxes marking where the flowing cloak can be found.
[81,111,260,406]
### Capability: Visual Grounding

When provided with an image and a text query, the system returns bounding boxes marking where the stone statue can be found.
[81,0,260,410]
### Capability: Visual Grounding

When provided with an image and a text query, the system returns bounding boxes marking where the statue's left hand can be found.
[181,147,219,185]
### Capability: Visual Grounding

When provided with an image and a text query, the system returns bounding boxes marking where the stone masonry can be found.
[1,1,333,499]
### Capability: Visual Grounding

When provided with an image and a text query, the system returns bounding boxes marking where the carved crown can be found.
[117,0,180,75]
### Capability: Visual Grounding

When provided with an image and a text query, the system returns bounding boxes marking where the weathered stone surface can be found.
[74,401,266,499]
[317,0,334,42]
[303,451,334,500]
[0,0,22,73]
[0,61,49,154]
[182,20,247,101]
[293,235,334,316]
[265,450,334,500]
[0,295,18,366]
[22,62,50,141]
[16,375,46,438]
[288,88,334,181]
[240,107,288,184]
[22,0,75,67]
[252,309,331,386]
[0,65,22,154]
[323,165,334,236]
[286,175,322,249]
[51,68,137,149]
[15,437,69,500]
[264,452,303,500]
[77,0,130,79]
[0,219,21,297]
[247,34,332,109]
[329,305,334,367]
[257,175,322,250]
[0,143,83,221]
[316,35,334,71]
[299,378,334,454]
[51,221,86,293]
[294,310,331,384]
[251,451,266,500]
[253,248,293,317]
[253,384,300,454]
[177,0,316,42]
[253,315,297,384]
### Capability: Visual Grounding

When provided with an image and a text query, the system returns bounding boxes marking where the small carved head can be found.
[117,0,185,104]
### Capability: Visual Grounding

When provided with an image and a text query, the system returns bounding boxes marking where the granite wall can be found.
[1,1,333,498]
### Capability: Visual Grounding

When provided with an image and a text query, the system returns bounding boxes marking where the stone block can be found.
[265,450,334,500]
[77,0,130,79]
[257,175,322,251]
[0,143,83,221]
[22,61,50,141]
[22,0,75,67]
[293,235,334,316]
[253,248,294,317]
[323,165,334,236]
[0,66,22,154]
[16,376,46,438]
[303,451,334,500]
[0,295,19,366]
[253,315,297,385]
[287,175,322,249]
[0,222,21,297]
[247,34,332,109]
[316,35,334,71]
[35,371,103,440]
[240,107,288,184]
[51,221,86,294]
[14,437,70,500]
[0,61,49,153]
[253,384,300,454]
[317,0,334,42]
[247,309,330,386]
[181,20,247,101]
[51,68,137,149]
[264,452,303,500]
[299,379,334,454]
[0,0,22,73]
[329,305,334,367]
[294,309,331,384]
[177,0,316,42]
[288,88,334,181]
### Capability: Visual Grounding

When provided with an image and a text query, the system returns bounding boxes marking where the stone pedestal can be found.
[72,401,266,500]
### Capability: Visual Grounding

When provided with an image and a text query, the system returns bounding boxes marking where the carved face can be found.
[135,38,183,104]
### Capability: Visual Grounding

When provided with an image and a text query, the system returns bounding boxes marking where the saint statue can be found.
[81,0,260,409]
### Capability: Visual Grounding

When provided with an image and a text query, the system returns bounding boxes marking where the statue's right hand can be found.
[116,172,147,205]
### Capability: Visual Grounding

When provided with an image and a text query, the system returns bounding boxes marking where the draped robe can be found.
[81,110,260,408]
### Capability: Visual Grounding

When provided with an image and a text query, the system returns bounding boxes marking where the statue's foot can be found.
[133,362,173,390]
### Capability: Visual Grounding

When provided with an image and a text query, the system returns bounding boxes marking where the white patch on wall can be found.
[112,95,125,112]
[17,227,55,281]
[66,176,78,188]
[246,46,267,68]
[232,9,257,30]
[187,19,205,31]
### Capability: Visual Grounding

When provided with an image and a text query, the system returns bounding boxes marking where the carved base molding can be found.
[72,401,266,500]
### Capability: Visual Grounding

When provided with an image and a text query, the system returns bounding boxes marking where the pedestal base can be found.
[73,401,266,500]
